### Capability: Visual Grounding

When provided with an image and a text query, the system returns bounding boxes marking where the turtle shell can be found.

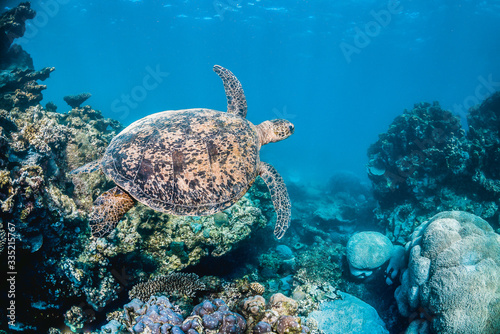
[100,109,260,215]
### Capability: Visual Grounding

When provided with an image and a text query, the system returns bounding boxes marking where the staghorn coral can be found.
[129,273,206,302]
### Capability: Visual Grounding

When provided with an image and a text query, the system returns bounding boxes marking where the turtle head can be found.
[257,119,295,146]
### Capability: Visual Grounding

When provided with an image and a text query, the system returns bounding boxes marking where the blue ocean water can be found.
[14,0,500,184]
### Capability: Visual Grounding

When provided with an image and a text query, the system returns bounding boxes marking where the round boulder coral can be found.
[347,231,393,278]
[395,211,500,334]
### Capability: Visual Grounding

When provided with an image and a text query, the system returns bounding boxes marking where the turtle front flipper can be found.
[70,160,101,174]
[89,186,135,238]
[258,162,291,239]
[213,65,248,118]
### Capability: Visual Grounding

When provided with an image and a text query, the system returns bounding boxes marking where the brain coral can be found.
[395,211,500,334]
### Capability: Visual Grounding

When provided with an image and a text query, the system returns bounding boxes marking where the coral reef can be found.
[63,93,92,109]
[0,3,270,331]
[0,66,55,110]
[0,3,278,332]
[294,238,344,286]
[467,91,500,196]
[395,211,500,334]
[367,99,500,243]
[129,273,206,301]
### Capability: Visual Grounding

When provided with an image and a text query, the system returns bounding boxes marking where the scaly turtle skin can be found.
[71,65,294,239]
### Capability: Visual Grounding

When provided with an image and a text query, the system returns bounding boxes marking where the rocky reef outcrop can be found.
[395,211,500,334]
[0,2,35,69]
[368,97,500,244]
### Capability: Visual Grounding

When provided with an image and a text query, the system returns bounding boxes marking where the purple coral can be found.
[191,299,246,334]
[253,321,272,334]
[130,296,184,333]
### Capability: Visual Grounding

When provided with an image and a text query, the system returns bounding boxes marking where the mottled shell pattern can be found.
[100,108,260,216]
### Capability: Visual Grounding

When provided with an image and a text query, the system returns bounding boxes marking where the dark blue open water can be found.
[10,0,500,184]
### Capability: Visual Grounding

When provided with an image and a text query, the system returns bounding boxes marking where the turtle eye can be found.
[288,124,294,133]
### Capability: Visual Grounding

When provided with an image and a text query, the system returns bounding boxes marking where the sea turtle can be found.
[71,65,294,239]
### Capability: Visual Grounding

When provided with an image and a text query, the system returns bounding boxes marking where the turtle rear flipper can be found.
[213,65,248,118]
[258,162,291,239]
[70,159,101,174]
[90,186,135,238]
